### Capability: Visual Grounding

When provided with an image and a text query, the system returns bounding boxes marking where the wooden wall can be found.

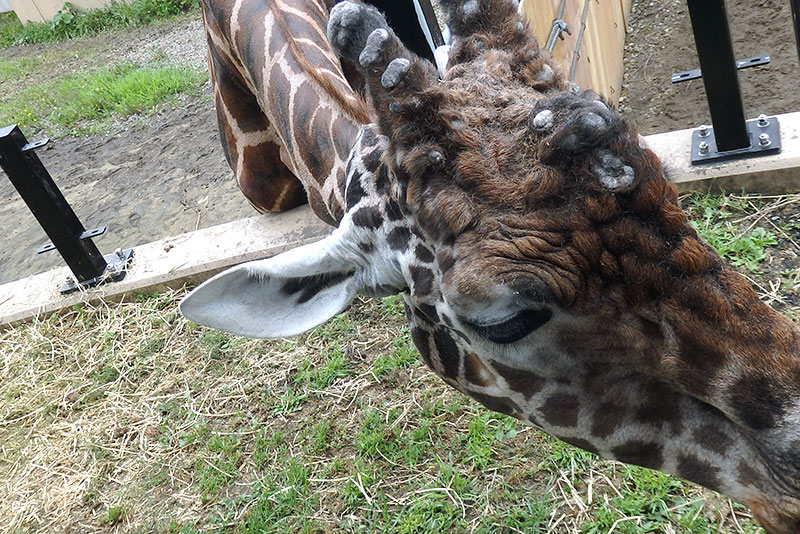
[7,0,126,24]
[519,0,632,105]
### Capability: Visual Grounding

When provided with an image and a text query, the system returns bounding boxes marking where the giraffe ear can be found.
[179,236,360,339]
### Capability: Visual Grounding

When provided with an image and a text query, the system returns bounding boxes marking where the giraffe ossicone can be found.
[184,1,800,532]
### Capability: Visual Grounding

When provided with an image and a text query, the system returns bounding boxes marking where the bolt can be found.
[698,125,710,137]
[698,141,710,155]
[759,133,771,147]
[757,114,770,128]
[115,247,124,259]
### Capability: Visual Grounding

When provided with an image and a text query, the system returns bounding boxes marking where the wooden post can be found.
[518,0,631,105]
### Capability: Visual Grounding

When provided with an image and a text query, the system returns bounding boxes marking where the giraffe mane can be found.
[266,0,371,125]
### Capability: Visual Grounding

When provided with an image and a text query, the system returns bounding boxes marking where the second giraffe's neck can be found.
[209,0,371,223]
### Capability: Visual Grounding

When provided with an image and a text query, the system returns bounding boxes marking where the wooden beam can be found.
[0,205,332,327]
[643,111,800,194]
[7,0,46,23]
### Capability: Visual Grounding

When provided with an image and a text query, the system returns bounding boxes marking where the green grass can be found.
[195,435,242,501]
[0,55,43,79]
[686,193,778,272]
[372,331,419,377]
[0,61,205,135]
[98,505,125,526]
[0,0,199,48]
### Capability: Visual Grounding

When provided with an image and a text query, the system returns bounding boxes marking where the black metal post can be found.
[792,0,800,66]
[686,0,750,152]
[0,125,108,283]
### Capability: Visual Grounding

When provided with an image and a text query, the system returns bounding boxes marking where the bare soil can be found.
[621,0,800,134]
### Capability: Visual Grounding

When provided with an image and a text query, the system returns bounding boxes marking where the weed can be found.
[380,294,405,317]
[166,520,200,534]
[464,412,518,470]
[685,193,778,272]
[473,497,553,533]
[240,459,322,534]
[195,435,241,501]
[0,56,41,79]
[306,420,333,453]
[294,343,350,389]
[394,491,464,533]
[200,330,242,359]
[91,363,120,385]
[253,430,286,469]
[135,337,167,359]
[270,387,308,415]
[98,505,125,526]
[541,435,598,472]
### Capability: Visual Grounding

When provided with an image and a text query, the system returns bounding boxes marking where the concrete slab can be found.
[0,205,332,326]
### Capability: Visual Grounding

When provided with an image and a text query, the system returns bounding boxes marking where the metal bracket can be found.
[0,124,134,293]
[545,19,571,51]
[38,226,106,254]
[60,248,134,294]
[691,115,781,164]
[672,55,771,83]
[22,137,50,152]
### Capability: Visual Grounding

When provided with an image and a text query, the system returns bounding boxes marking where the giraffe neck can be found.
[203,0,371,223]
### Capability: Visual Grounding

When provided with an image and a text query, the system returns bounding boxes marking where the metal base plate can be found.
[691,116,781,165]
[60,248,134,294]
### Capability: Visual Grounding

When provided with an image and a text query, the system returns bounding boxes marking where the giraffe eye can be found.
[464,309,553,345]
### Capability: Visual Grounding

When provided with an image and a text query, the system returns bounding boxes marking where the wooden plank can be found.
[644,111,800,194]
[8,0,45,23]
[0,205,332,327]
[583,0,627,103]
[620,0,632,27]
[9,0,128,23]
[520,0,557,52]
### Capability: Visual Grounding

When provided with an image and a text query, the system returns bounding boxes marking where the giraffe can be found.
[200,0,369,225]
[183,1,800,532]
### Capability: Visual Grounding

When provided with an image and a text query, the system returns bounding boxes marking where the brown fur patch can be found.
[540,393,581,428]
[489,360,546,399]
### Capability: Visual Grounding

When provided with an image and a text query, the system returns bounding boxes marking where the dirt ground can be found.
[0,1,798,285]
[620,0,800,134]
[0,15,252,285]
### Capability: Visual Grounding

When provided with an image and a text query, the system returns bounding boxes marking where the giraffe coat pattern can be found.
[183,1,800,532]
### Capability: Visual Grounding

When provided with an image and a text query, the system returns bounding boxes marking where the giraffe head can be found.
[182,1,800,531]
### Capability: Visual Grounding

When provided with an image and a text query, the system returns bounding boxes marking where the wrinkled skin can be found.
[182,1,800,532]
